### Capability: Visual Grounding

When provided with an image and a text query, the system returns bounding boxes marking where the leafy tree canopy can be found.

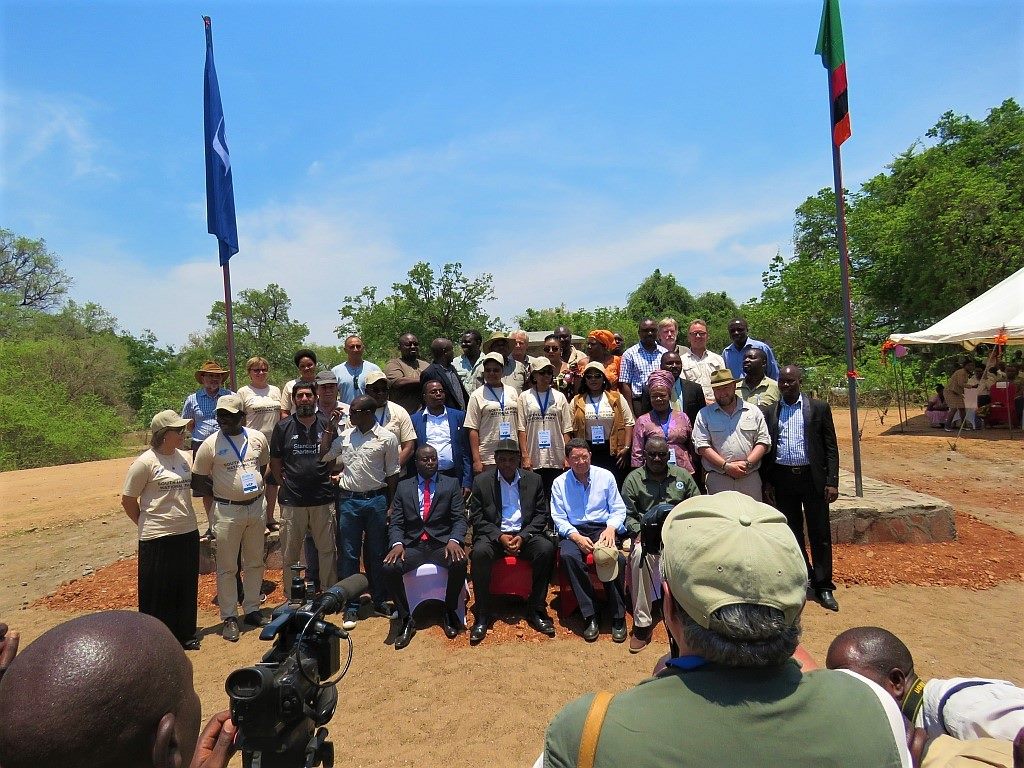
[0,229,71,310]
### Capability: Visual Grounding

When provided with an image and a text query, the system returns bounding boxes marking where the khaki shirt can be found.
[323,424,400,492]
[193,427,270,501]
[517,387,573,470]
[374,401,416,444]
[680,349,726,402]
[739,377,781,408]
[237,384,283,439]
[465,384,521,465]
[122,448,198,540]
[692,398,772,473]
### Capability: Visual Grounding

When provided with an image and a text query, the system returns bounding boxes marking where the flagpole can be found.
[828,93,864,497]
[222,260,237,391]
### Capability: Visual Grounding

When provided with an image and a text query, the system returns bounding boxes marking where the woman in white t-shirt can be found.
[237,356,283,531]
[121,410,200,650]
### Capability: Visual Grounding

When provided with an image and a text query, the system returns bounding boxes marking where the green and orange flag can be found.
[816,0,851,146]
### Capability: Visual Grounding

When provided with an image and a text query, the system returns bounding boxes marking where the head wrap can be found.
[587,329,615,351]
[647,369,675,392]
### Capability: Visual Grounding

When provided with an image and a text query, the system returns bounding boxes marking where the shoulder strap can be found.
[577,691,614,768]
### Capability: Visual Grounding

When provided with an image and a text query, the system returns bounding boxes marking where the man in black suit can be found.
[762,365,841,612]
[382,445,469,649]
[420,338,469,411]
[467,439,556,644]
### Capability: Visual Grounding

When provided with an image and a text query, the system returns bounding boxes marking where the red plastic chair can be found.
[556,550,606,619]
[490,556,532,601]
[988,383,1018,428]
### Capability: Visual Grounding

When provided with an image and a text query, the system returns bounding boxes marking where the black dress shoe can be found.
[470,616,489,644]
[582,615,600,642]
[394,619,416,650]
[611,618,627,643]
[816,590,840,612]
[181,638,201,651]
[442,610,463,639]
[526,611,556,637]
[243,611,269,627]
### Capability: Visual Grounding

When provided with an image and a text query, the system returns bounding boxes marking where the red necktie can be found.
[420,480,431,541]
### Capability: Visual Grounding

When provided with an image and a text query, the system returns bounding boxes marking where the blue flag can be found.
[203,17,238,266]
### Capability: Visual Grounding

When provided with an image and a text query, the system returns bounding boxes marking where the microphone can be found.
[315,574,369,615]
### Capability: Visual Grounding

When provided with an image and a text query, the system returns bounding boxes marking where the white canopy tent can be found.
[888,266,1024,349]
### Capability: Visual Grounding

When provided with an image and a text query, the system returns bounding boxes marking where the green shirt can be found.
[739,376,781,408]
[620,465,700,536]
[543,662,906,768]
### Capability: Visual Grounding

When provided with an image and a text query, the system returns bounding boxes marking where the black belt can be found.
[778,465,810,474]
[338,487,387,500]
[214,495,262,506]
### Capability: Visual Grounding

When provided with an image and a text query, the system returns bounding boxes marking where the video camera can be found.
[225,569,368,768]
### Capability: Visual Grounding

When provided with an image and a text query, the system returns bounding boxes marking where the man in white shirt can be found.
[679,319,726,403]
[550,438,628,643]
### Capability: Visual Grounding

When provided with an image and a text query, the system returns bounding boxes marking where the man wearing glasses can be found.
[680,319,726,404]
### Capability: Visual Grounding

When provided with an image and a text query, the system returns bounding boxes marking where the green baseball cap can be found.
[660,491,807,629]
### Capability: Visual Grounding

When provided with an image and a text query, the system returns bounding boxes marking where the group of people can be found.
[118,315,843,655]
[934,353,1022,431]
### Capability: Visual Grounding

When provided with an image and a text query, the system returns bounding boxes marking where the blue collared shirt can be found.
[550,465,627,538]
[722,338,780,380]
[777,394,809,466]
[182,387,231,442]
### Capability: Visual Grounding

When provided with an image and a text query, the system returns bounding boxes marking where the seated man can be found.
[827,626,1024,742]
[0,611,234,768]
[467,438,556,644]
[620,435,701,653]
[381,445,469,650]
[550,437,628,643]
[539,493,913,768]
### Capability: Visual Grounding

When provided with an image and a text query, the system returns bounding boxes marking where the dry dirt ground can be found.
[2,408,1023,767]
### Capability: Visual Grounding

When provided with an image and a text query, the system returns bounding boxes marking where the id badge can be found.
[590,425,606,444]
[538,429,552,449]
[667,450,677,464]
[240,471,260,494]
[499,421,512,440]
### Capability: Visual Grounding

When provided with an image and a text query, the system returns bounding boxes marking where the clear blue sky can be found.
[2,0,1021,348]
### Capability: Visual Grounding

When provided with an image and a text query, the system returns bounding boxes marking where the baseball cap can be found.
[215,394,244,414]
[592,543,620,581]
[315,370,338,385]
[660,491,807,629]
[150,410,189,432]
[481,351,505,367]
[364,370,387,386]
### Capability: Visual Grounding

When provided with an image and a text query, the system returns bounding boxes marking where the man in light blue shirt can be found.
[722,318,780,380]
[550,438,628,643]
[331,335,382,405]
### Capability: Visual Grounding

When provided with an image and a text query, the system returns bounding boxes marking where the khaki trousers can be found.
[280,503,337,597]
[628,542,662,629]
[213,498,266,618]
[705,470,762,500]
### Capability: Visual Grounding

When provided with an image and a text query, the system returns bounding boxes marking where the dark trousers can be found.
[774,467,836,591]
[558,522,626,620]
[381,541,468,620]
[337,494,388,609]
[138,529,200,644]
[535,468,561,506]
[470,535,555,615]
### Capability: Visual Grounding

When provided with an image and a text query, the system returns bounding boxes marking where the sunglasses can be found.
[543,346,561,352]
[249,368,268,373]
[584,373,605,379]
[350,407,373,413]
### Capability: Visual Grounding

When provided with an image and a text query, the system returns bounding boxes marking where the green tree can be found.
[201,283,310,375]
[0,229,71,310]
[624,269,695,324]
[337,262,500,361]
[514,304,633,340]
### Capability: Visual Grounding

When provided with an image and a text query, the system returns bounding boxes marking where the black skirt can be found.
[138,529,200,644]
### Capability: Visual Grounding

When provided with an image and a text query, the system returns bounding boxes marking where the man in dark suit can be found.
[420,338,469,411]
[762,364,841,612]
[467,439,556,644]
[409,379,472,493]
[381,445,469,649]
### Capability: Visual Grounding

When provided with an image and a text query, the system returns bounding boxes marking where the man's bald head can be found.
[825,626,916,699]
[0,611,202,768]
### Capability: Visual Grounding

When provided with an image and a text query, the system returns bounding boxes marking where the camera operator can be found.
[0,612,236,768]
[620,435,700,653]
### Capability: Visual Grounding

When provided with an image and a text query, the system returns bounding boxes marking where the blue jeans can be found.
[336,494,388,609]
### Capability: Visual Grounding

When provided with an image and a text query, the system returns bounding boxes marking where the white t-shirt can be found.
[237,384,283,439]
[122,448,198,541]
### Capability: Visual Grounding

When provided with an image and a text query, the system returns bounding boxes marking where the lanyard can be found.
[654,410,671,440]
[587,393,603,418]
[537,388,551,418]
[224,432,248,462]
[665,655,707,671]
[486,385,505,414]
[376,405,389,426]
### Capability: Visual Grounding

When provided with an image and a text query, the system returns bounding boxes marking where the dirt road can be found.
[2,409,1022,767]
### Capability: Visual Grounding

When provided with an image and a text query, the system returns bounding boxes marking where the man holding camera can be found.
[620,435,700,653]
[193,393,270,642]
